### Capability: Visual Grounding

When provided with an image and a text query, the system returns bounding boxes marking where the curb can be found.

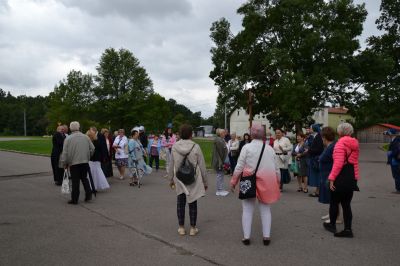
[0,149,51,158]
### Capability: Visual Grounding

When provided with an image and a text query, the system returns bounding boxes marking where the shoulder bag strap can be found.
[344,150,353,164]
[254,143,266,175]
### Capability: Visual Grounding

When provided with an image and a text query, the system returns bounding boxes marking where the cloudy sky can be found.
[0,0,381,117]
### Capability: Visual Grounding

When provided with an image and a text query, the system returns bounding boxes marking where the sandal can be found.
[297,188,303,192]
[303,189,308,193]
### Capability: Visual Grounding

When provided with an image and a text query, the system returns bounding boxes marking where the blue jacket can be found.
[388,136,400,166]
[147,139,162,155]
[319,141,336,180]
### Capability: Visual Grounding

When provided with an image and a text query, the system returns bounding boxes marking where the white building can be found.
[230,107,329,137]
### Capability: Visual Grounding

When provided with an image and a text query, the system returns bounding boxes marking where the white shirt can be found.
[113,135,128,159]
[273,137,292,169]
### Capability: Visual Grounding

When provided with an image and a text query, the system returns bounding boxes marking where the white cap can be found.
[139,126,145,131]
[131,127,140,133]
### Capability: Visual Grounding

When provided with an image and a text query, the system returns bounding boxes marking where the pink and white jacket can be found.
[161,134,176,149]
[328,136,360,181]
[231,139,281,204]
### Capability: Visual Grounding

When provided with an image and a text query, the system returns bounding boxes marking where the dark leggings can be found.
[329,190,354,230]
[177,194,197,227]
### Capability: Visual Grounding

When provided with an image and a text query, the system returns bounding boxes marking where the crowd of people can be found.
[50,119,400,245]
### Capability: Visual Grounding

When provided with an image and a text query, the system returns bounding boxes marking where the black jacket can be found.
[51,132,65,158]
[308,133,324,157]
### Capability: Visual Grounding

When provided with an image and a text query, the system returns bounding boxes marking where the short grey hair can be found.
[337,122,353,136]
[216,128,225,137]
[70,121,80,132]
[250,124,265,140]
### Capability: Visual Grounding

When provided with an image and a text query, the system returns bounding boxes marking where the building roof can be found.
[379,123,400,131]
[328,107,348,114]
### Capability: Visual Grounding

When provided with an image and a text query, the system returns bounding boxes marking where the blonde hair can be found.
[86,130,97,141]
[101,128,109,134]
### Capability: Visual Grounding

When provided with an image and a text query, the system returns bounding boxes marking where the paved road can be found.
[0,144,399,266]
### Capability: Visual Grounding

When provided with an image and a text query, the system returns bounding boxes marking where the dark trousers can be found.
[70,163,92,203]
[149,155,159,170]
[177,194,197,227]
[391,165,400,191]
[329,190,354,230]
[229,154,238,173]
[50,155,63,183]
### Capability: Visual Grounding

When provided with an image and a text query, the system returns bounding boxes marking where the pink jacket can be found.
[231,140,281,204]
[328,136,360,181]
[161,134,176,149]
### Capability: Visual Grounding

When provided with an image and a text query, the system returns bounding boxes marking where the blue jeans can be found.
[391,165,400,191]
[216,170,225,191]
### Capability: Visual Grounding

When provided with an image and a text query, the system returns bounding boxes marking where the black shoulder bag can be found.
[239,143,266,200]
[176,144,197,185]
[334,151,360,192]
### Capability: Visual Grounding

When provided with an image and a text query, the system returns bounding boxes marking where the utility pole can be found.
[23,108,26,137]
[224,103,227,130]
[248,87,253,129]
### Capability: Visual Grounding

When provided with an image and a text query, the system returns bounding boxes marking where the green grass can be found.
[0,139,52,155]
[0,137,215,167]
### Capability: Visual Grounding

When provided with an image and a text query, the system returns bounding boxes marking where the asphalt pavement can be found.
[0,144,399,266]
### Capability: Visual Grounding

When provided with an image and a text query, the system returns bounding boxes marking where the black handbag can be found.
[334,151,360,192]
[239,143,266,200]
[176,144,196,185]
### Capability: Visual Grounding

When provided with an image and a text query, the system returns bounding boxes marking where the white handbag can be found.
[61,169,71,194]
[159,148,167,161]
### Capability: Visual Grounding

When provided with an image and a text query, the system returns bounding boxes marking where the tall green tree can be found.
[47,70,94,131]
[210,0,367,131]
[94,48,153,130]
[0,89,49,135]
[354,0,400,127]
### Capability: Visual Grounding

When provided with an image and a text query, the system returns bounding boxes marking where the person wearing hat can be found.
[386,128,400,194]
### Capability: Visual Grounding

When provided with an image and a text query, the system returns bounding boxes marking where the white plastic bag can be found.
[159,148,167,161]
[61,169,71,194]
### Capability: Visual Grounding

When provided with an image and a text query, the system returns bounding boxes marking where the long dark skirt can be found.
[318,172,330,204]
[101,159,114,178]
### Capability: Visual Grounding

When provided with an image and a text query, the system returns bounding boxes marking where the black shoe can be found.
[68,200,78,205]
[263,239,271,246]
[84,195,92,202]
[242,239,250,246]
[323,222,336,233]
[334,229,353,238]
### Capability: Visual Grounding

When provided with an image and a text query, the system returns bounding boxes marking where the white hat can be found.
[139,126,145,131]
[131,127,140,133]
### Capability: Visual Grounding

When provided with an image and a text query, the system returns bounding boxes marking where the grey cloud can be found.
[58,0,192,20]
[0,0,9,13]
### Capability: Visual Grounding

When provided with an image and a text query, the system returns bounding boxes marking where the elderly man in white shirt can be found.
[273,129,292,191]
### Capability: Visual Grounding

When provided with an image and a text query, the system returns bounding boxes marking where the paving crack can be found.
[79,204,224,266]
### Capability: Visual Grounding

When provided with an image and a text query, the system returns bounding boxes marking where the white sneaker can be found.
[119,176,124,180]
[321,214,329,220]
[220,190,229,196]
[216,191,222,196]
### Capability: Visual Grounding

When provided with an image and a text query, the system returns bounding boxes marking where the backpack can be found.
[176,144,196,185]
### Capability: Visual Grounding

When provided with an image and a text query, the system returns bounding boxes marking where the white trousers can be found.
[165,149,172,174]
[242,198,272,239]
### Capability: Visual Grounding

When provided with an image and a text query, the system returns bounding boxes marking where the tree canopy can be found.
[210,0,368,131]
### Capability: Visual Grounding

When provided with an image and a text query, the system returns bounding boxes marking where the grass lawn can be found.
[0,137,215,168]
[0,139,52,155]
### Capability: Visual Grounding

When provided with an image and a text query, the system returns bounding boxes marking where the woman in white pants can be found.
[161,127,176,177]
[230,124,281,246]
